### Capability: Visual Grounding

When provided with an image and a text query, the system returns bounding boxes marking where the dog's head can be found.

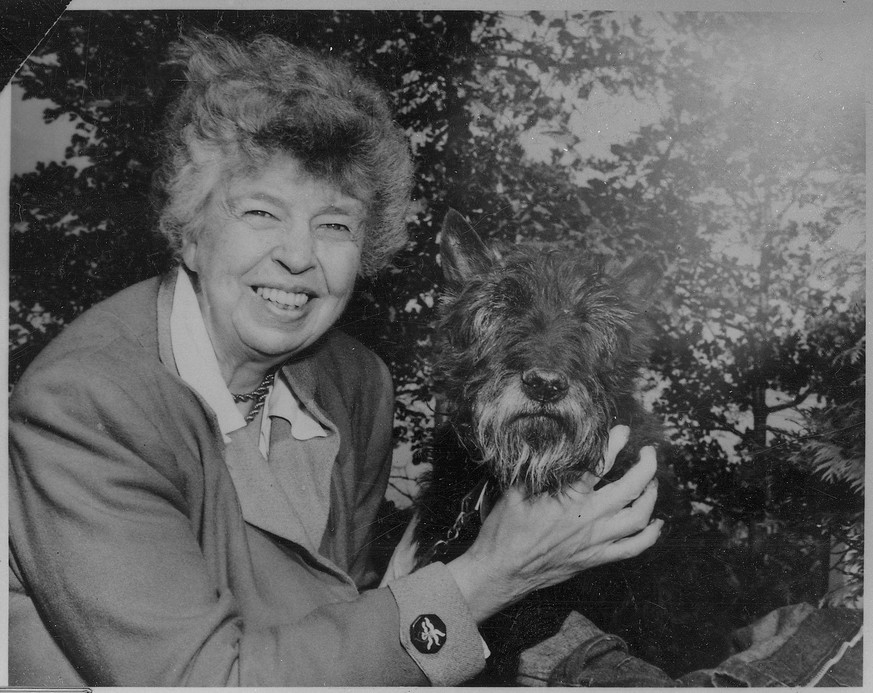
[436,209,661,493]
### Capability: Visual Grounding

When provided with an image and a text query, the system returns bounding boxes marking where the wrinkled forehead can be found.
[243,150,370,202]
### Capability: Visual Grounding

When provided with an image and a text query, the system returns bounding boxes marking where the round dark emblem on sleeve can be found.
[410,613,447,653]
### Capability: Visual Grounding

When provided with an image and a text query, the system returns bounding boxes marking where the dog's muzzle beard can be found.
[472,378,609,495]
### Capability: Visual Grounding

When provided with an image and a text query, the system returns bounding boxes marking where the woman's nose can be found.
[273,221,316,273]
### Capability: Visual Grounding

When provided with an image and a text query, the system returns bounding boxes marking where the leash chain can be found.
[419,478,490,566]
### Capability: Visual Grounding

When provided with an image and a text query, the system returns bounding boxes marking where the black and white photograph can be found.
[4,0,867,687]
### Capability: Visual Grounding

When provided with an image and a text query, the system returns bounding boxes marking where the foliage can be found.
[572,11,865,610]
[795,305,865,606]
[10,8,864,678]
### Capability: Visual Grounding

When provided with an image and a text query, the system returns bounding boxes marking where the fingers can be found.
[572,424,630,493]
[598,445,658,507]
[601,478,659,542]
[457,439,663,611]
[565,442,658,510]
[574,425,630,490]
[571,472,601,494]
[600,424,630,476]
[599,518,664,563]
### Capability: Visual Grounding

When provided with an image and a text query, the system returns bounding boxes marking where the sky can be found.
[11,87,79,175]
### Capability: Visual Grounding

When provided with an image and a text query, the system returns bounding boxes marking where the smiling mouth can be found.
[254,286,313,310]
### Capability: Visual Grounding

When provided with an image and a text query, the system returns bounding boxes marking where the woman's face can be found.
[182,154,364,377]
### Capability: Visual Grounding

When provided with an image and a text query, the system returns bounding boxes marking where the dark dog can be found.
[413,210,670,683]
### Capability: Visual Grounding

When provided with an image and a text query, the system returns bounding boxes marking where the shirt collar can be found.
[171,268,245,437]
[170,268,326,442]
[265,372,328,440]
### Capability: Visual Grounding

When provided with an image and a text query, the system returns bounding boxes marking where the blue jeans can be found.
[517,604,862,687]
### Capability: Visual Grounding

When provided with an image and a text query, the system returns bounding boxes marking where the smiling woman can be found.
[180,155,365,394]
[8,29,660,687]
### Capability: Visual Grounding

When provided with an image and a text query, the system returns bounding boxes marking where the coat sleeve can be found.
[9,358,484,687]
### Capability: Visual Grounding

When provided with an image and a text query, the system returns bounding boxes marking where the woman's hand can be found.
[446,425,662,623]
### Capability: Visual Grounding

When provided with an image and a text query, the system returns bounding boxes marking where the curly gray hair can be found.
[153,31,413,276]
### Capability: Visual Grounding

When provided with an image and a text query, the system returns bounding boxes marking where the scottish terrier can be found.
[413,209,670,682]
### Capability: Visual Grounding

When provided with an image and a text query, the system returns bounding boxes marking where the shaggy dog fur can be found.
[412,210,671,683]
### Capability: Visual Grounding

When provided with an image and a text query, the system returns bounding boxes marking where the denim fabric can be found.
[689,604,863,687]
[516,605,862,687]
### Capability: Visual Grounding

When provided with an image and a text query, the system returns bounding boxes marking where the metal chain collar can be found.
[418,477,490,566]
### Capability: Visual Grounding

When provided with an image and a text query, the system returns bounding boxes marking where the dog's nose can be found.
[521,368,569,403]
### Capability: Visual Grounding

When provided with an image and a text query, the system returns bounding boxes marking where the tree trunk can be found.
[746,215,774,551]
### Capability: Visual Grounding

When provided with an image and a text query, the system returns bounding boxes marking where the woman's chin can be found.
[241,314,334,360]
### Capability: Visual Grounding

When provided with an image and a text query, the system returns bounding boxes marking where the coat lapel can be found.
[220,422,352,586]
[221,427,320,551]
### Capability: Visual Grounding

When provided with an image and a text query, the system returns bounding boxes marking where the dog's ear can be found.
[616,258,662,307]
[439,209,497,285]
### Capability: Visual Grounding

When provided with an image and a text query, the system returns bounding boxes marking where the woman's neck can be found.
[223,361,275,396]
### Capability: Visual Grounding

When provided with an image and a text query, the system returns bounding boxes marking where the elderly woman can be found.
[8,32,661,686]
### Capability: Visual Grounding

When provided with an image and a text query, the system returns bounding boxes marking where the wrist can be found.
[446,553,515,623]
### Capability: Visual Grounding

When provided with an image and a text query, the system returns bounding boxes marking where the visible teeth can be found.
[256,287,310,308]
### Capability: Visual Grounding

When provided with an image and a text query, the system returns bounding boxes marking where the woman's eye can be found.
[317,223,355,240]
[245,209,275,219]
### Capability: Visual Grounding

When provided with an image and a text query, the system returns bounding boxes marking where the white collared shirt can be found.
[170,268,326,457]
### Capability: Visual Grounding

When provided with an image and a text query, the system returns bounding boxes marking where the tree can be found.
[794,304,865,607]
[569,12,865,614]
